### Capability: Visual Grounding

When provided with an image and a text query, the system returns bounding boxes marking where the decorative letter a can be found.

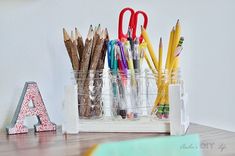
[6,82,56,134]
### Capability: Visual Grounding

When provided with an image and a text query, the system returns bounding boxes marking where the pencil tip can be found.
[101,29,106,39]
[71,30,74,41]
[75,27,82,38]
[176,19,180,25]
[105,27,108,34]
[97,25,102,35]
[105,28,109,40]
[159,37,163,47]
[89,25,93,32]
[63,28,70,41]
[87,26,93,40]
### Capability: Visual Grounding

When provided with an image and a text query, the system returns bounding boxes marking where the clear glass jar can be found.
[73,70,107,119]
[145,68,181,119]
[108,69,144,120]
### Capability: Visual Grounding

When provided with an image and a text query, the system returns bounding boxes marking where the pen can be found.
[133,39,140,72]
[117,41,128,70]
[123,41,135,117]
[116,43,127,86]
[127,27,134,56]
[139,42,146,66]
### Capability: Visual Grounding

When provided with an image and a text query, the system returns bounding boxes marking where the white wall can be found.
[0,0,234,132]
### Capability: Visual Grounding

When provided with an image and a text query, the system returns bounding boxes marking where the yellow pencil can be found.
[172,20,181,70]
[158,38,163,86]
[169,37,184,73]
[169,27,175,69]
[145,52,156,75]
[141,26,159,70]
[165,27,174,70]
[151,83,165,114]
[139,42,147,65]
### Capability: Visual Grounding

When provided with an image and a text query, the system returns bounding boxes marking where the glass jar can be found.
[73,70,107,119]
[108,69,144,120]
[145,68,181,119]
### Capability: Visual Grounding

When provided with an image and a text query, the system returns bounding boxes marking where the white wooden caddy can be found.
[79,84,189,135]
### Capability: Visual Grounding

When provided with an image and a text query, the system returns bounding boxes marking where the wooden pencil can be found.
[89,29,105,70]
[63,25,109,118]
[98,28,109,69]
[141,26,159,70]
[165,27,174,70]
[172,20,181,70]
[79,25,94,74]
[75,27,84,63]
[93,28,109,116]
[63,28,73,64]
[70,40,80,71]
[71,30,75,41]
[158,38,163,86]
[83,78,92,117]
[91,24,101,60]
[79,25,94,117]
[84,29,106,117]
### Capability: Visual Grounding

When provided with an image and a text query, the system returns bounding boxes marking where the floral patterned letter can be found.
[6,82,56,134]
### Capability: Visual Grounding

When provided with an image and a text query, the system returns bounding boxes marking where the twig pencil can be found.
[91,24,101,60]
[67,30,80,71]
[84,29,105,117]
[79,25,93,73]
[63,28,73,63]
[94,28,109,116]
[98,28,109,69]
[79,25,94,116]
[83,78,92,117]
[63,25,109,118]
[89,29,105,70]
[75,27,84,62]
[71,30,75,41]
[70,40,80,71]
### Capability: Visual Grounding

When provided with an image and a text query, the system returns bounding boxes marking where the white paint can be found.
[0,0,234,132]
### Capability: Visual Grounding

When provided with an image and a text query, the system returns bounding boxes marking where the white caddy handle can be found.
[169,83,189,135]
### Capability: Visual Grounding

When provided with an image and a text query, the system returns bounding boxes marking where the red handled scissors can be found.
[118,7,148,43]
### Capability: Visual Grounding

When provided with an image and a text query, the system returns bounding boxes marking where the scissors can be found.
[118,7,148,43]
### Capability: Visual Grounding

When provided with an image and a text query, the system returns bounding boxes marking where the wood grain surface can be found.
[0,123,234,156]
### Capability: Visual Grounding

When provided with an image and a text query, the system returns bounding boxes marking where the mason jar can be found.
[145,68,181,119]
[73,70,107,119]
[108,69,144,120]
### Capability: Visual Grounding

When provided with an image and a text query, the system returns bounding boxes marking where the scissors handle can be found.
[132,10,148,43]
[118,7,135,41]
